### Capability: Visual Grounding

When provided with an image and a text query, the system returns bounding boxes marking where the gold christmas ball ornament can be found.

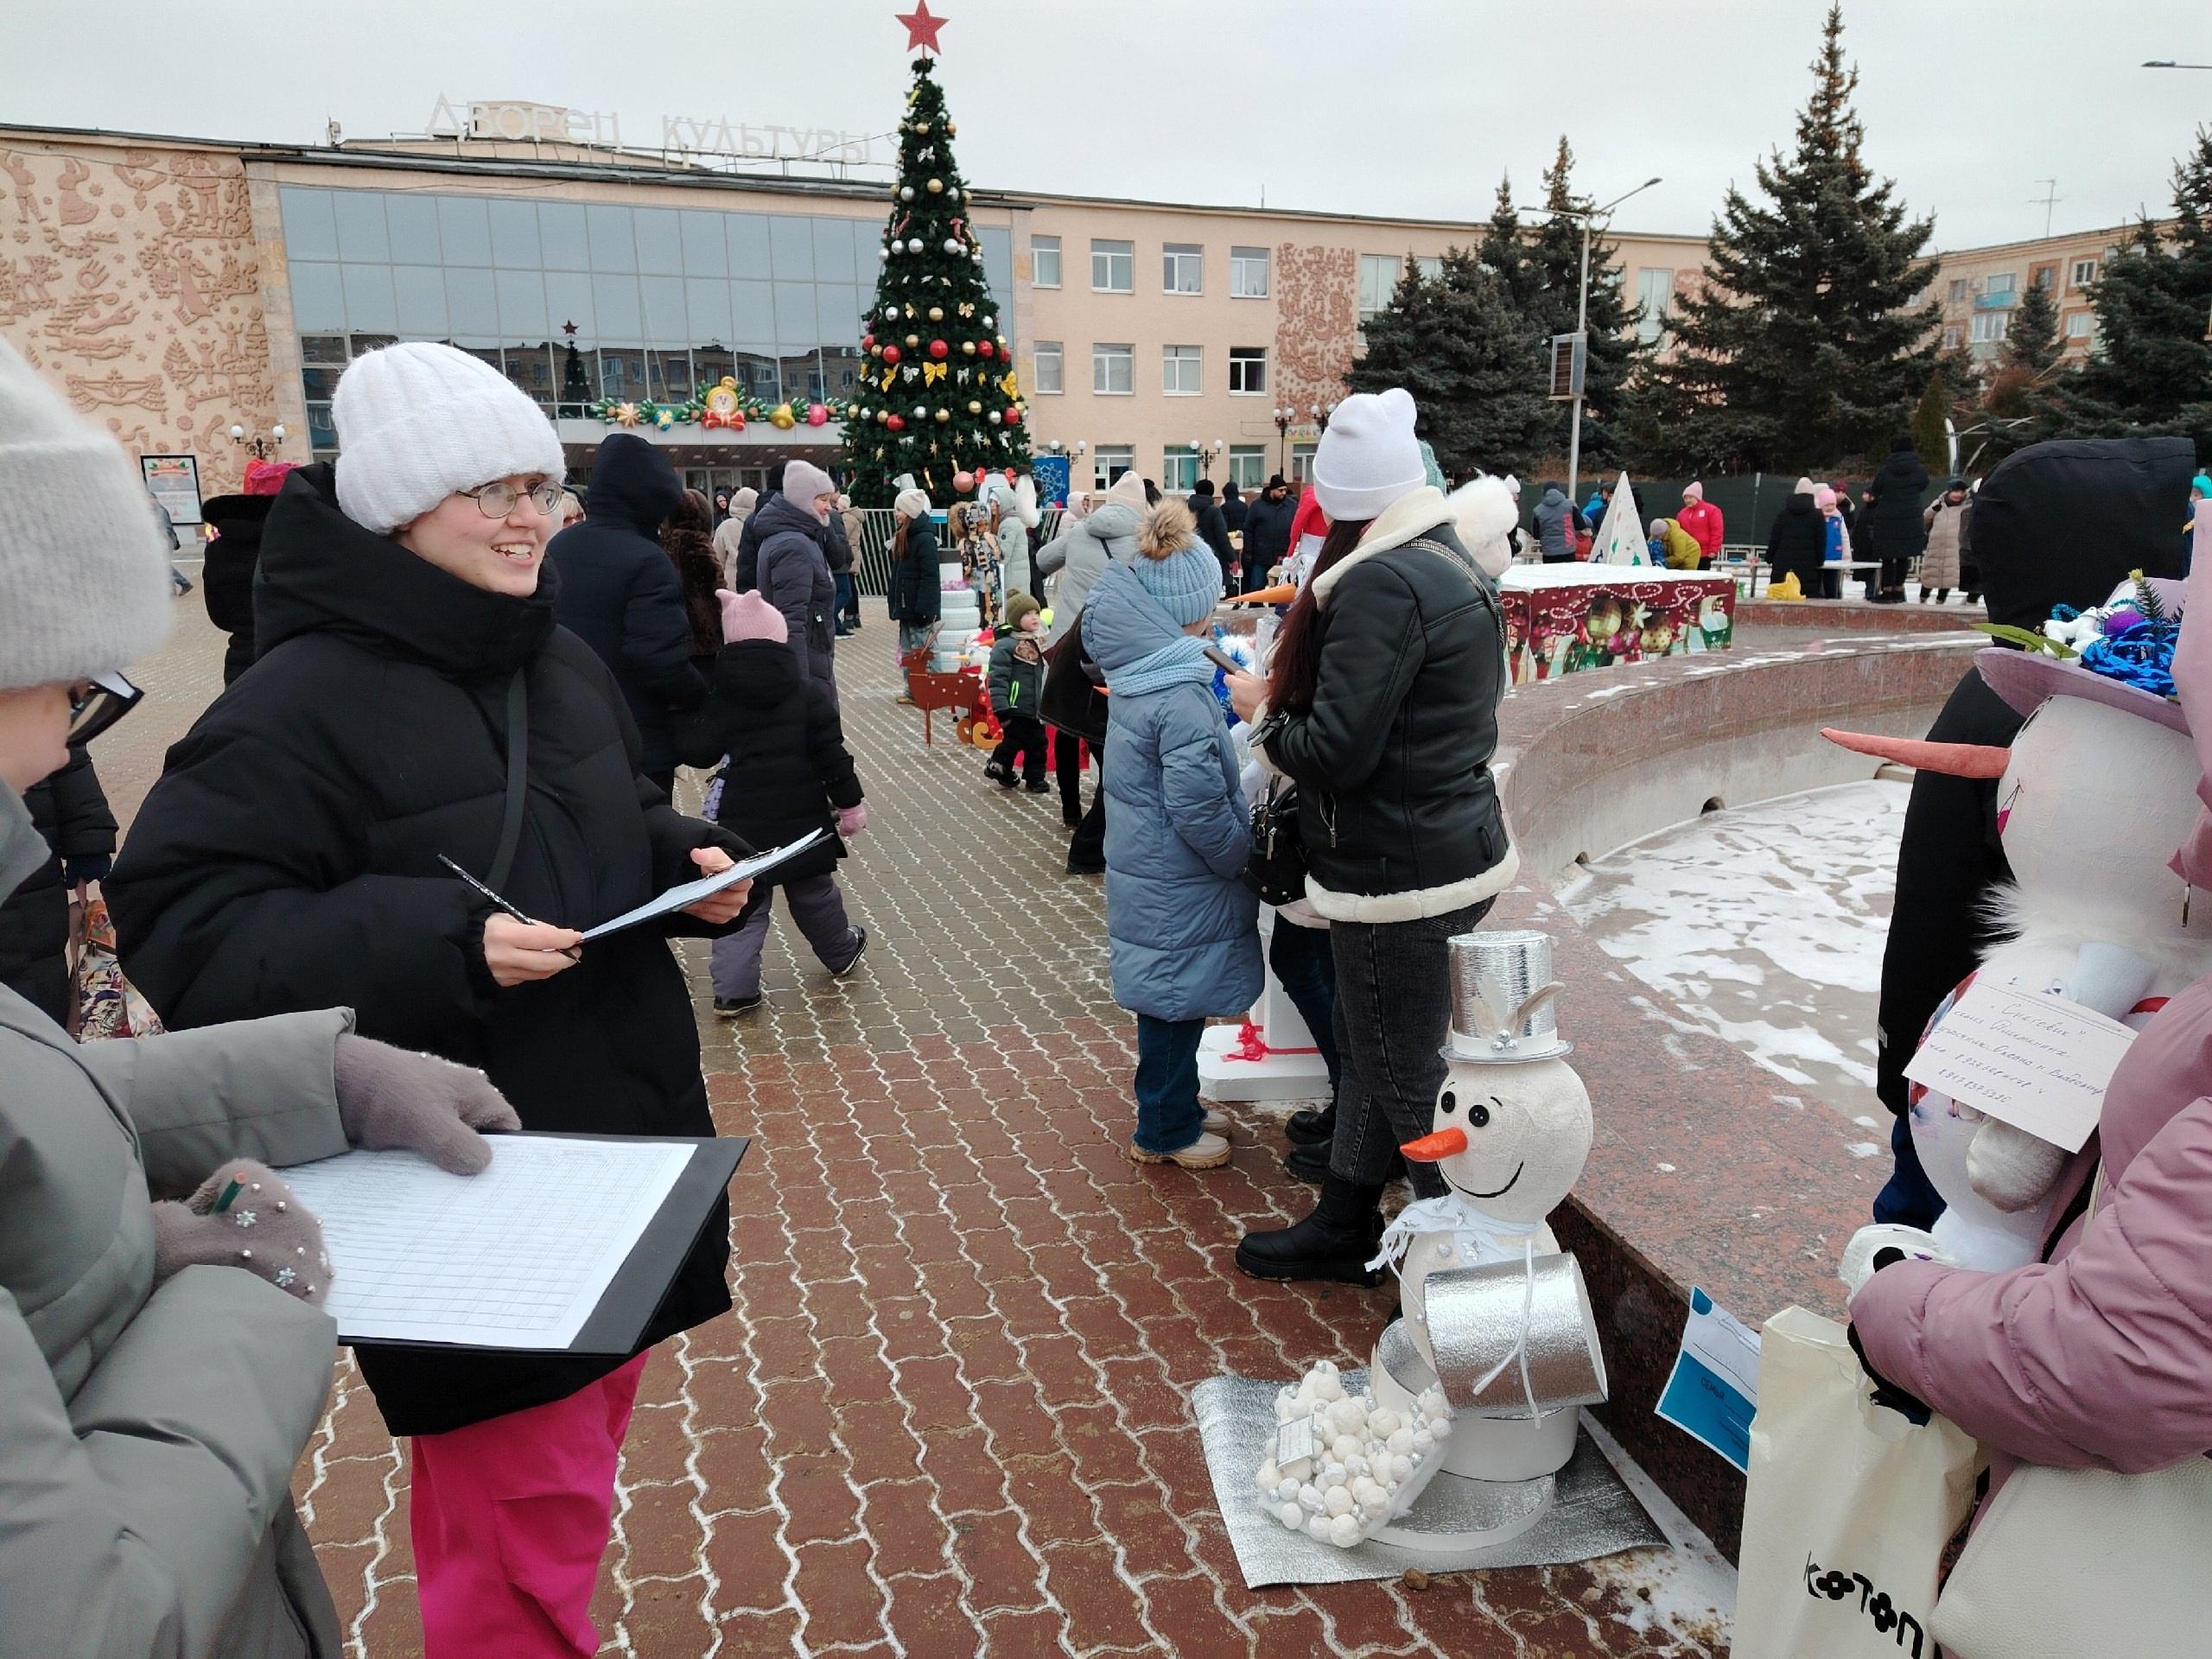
[928,306,944,321]
[926,178,944,194]
[961,340,976,356]
[967,399,982,414]
[915,122,931,135]
[934,407,951,423]
[906,334,920,348]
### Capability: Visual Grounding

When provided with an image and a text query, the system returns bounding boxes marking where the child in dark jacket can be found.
[986,590,1051,793]
[677,589,868,1014]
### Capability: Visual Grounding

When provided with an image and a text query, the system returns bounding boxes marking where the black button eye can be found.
[1468,1101,1493,1128]
[1440,1090,1457,1115]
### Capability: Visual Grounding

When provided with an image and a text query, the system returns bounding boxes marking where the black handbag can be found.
[1039,613,1109,744]
[1243,774,1309,906]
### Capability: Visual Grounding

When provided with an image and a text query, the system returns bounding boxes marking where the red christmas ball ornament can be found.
[886,413,906,432]
[882,344,902,365]
[978,340,995,359]
[953,468,976,493]
[806,402,830,426]
[929,338,949,359]
[861,333,874,351]
[1002,467,1016,482]
[1002,405,1021,427]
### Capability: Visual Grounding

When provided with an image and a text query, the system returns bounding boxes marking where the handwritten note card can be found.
[1903,980,2137,1152]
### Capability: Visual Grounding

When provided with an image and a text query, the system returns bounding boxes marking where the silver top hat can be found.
[1442,930,1573,1064]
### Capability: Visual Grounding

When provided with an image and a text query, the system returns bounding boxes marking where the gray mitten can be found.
[150,1159,331,1306]
[333,1033,522,1174]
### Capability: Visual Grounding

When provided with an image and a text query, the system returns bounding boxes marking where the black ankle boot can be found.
[1284,1101,1337,1147]
[1236,1175,1386,1285]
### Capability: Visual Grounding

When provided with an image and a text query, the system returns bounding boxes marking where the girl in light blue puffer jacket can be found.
[1083,501,1259,1169]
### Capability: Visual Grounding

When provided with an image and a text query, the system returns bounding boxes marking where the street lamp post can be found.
[1273,406,1294,473]
[1516,176,1662,503]
[229,422,286,461]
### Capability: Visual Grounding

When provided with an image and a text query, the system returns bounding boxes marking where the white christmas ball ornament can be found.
[943,238,962,254]
[907,238,925,254]
[1278,1503,1304,1531]
[982,313,996,328]
[1428,1415,1452,1440]
[946,186,960,202]
[877,247,890,264]
[899,185,914,201]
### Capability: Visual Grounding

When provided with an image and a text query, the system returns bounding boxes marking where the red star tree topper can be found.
[896,1,946,53]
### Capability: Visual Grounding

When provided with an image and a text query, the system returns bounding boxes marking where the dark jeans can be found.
[991,713,1047,784]
[833,572,857,631]
[1134,1013,1207,1154]
[1268,919,1340,1090]
[1054,728,1087,819]
[1872,1110,1946,1229]
[1328,898,1496,1194]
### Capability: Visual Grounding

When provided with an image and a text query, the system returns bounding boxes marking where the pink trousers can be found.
[410,1353,650,1659]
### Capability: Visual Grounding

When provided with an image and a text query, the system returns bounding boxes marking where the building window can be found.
[1162,344,1202,396]
[2065,311,2095,340]
[1947,277,1969,303]
[1033,340,1063,394]
[1230,246,1269,298]
[1290,440,1318,481]
[1092,342,1134,394]
[1228,445,1268,489]
[1163,449,1200,491]
[1970,311,2010,344]
[1091,238,1133,292]
[1031,234,1061,289]
[1357,254,1403,325]
[1985,271,2017,299]
[1163,243,1203,294]
[1227,346,1268,395]
[1942,323,1966,351]
[1635,268,1675,346]
[1414,255,1444,282]
[2071,257,2100,289]
[2031,264,2057,290]
[1093,444,1135,489]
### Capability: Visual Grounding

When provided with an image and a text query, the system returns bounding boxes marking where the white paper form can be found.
[1903,980,2137,1152]
[579,830,830,941]
[281,1136,694,1348]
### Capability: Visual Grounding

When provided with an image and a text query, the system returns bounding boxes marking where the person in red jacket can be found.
[1281,482,1329,585]
[1675,481,1725,566]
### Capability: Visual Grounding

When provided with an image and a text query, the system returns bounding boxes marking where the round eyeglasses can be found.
[457,480,564,518]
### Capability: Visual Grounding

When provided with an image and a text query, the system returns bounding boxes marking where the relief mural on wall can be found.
[1271,244,1357,431]
[0,143,280,496]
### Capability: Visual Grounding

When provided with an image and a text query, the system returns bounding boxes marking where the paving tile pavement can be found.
[107,601,1729,1657]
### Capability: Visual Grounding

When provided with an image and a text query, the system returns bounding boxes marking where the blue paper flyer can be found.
[1654,1286,1762,1473]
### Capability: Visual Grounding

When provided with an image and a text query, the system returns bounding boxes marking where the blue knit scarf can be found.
[1107,634,1215,698]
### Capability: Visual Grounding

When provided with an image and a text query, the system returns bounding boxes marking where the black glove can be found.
[1847,1320,1931,1425]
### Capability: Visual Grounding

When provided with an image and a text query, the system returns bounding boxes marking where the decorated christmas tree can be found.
[842,19,1031,507]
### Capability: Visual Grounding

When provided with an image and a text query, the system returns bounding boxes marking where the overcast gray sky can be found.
[4,0,2206,250]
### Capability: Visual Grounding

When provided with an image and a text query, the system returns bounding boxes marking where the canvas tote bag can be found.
[1732,1306,1983,1659]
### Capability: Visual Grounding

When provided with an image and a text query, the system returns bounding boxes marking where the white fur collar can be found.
[1309,486,1453,606]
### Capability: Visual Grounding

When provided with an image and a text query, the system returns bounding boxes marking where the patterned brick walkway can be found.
[115,595,1730,1656]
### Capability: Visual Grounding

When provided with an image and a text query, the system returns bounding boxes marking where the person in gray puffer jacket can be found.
[0,336,517,1659]
[753,459,842,708]
[1082,499,1259,1172]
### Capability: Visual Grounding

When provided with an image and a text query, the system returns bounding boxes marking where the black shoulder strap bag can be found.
[1039,612,1109,745]
[487,671,529,890]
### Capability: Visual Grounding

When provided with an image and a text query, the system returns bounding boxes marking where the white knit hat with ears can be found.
[0,340,171,690]
[1313,386,1427,521]
[332,342,564,535]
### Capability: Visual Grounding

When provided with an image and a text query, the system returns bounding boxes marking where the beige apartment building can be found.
[0,114,1709,508]
[1929,220,2171,368]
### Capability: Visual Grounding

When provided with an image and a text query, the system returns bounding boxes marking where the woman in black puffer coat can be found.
[887,486,943,660]
[106,342,753,1657]
[0,743,114,1020]
[1863,434,1932,596]
[1764,479,1827,592]
[1229,388,1518,1286]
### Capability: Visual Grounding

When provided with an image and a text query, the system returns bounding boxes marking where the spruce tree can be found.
[1527,137,1643,467]
[1347,250,1549,478]
[1478,175,1543,314]
[1910,372,1950,476]
[840,56,1031,507]
[1635,4,1938,473]
[2005,280,2061,378]
[2057,127,2212,451]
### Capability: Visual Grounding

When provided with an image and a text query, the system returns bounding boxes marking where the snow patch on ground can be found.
[1563,780,1907,1115]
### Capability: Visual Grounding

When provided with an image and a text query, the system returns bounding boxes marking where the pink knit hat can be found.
[718,588,788,645]
[1815,486,1839,512]
[1681,480,1703,503]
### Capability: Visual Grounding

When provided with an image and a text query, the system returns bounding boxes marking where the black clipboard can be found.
[359,1132,747,1357]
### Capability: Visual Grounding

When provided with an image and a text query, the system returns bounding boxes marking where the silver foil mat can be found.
[1446,929,1571,1059]
[1423,1255,1609,1414]
[1192,1370,1663,1587]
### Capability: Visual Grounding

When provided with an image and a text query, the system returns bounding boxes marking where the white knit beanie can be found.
[1313,387,1427,522]
[893,486,932,520]
[332,342,564,535]
[0,340,171,690]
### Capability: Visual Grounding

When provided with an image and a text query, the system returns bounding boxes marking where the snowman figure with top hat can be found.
[1260,931,1609,1554]
[1824,573,2212,1281]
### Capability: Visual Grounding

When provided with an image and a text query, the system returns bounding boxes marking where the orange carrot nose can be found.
[1401,1128,1469,1162]
[1230,582,1300,606]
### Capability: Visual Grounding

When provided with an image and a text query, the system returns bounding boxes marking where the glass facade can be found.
[280,185,1013,457]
